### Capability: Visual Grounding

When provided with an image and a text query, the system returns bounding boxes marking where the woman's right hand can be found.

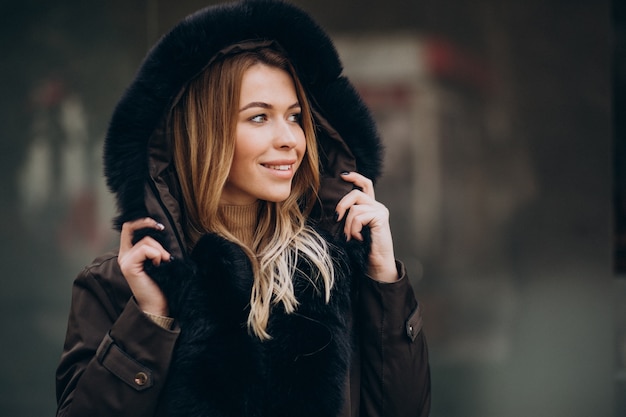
[118,218,172,316]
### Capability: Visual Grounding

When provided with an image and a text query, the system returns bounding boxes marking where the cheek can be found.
[297,131,307,157]
[233,131,261,164]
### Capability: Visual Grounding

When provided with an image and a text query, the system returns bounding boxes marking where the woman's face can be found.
[221,63,306,205]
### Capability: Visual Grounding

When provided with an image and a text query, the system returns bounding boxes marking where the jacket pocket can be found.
[96,333,154,391]
[405,304,423,342]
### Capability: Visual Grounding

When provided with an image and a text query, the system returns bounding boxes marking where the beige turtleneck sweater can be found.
[219,201,260,248]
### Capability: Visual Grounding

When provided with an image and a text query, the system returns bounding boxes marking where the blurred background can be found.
[0,0,617,415]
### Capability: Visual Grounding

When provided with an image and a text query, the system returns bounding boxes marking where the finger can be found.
[134,236,171,262]
[136,243,169,266]
[120,218,165,252]
[119,240,170,276]
[340,171,375,199]
[343,214,362,242]
[121,245,164,270]
[129,236,172,265]
[118,236,171,274]
[335,189,374,222]
[343,206,376,241]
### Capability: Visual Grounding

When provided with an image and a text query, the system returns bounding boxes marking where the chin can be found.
[260,189,292,203]
[262,195,290,203]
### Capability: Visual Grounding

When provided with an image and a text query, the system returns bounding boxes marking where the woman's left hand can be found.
[335,171,398,283]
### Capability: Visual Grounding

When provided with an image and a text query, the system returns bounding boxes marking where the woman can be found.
[56,1,430,416]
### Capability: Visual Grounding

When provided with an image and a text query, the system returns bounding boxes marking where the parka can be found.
[55,1,431,416]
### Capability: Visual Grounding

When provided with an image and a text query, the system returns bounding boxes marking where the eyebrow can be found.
[239,102,301,112]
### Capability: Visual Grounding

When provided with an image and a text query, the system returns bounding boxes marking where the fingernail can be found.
[334,211,339,222]
[340,171,350,176]
[169,255,175,262]
[156,223,165,230]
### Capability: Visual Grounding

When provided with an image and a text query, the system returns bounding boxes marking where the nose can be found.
[273,119,299,149]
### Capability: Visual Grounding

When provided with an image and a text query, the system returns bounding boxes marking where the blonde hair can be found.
[170,47,335,339]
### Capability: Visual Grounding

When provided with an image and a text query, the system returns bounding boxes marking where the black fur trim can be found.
[146,232,352,417]
[310,77,384,183]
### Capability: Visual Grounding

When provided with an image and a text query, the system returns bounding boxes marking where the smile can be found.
[262,164,292,171]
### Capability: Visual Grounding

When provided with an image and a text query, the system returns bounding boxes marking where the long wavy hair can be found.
[169,46,335,339]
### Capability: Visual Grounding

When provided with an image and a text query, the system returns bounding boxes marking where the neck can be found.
[219,201,260,248]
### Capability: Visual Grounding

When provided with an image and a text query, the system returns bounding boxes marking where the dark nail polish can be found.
[169,255,175,262]
[334,211,339,221]
[340,171,350,176]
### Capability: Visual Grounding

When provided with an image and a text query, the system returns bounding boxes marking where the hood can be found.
[103,0,383,258]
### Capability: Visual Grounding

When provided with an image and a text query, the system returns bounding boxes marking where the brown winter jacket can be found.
[56,1,431,416]
[56,252,430,417]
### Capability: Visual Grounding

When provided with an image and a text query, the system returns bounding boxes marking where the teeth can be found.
[265,164,291,171]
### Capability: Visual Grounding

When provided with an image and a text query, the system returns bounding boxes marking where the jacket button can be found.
[134,372,149,386]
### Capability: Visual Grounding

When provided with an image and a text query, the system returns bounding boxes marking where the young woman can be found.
[56,1,430,416]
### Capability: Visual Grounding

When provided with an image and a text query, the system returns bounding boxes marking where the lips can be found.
[261,159,297,172]
[263,164,292,171]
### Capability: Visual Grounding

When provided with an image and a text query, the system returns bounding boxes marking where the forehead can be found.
[239,64,298,102]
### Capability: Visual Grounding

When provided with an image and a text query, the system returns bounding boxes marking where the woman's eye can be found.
[250,114,267,123]
[288,113,302,123]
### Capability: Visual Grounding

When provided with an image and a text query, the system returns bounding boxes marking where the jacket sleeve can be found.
[56,256,180,417]
[358,261,431,417]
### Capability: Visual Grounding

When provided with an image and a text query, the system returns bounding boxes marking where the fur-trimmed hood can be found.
[103,0,383,259]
